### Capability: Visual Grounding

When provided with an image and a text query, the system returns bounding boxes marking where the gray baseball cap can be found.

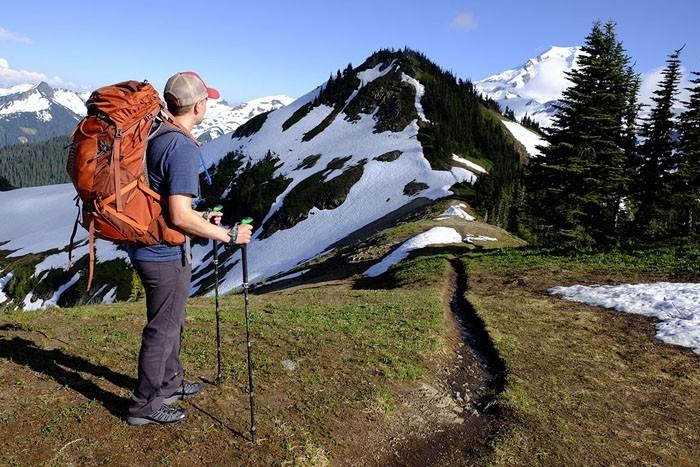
[164,71,220,107]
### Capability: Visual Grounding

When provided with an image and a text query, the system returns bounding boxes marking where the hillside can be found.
[0,48,538,310]
[196,48,531,296]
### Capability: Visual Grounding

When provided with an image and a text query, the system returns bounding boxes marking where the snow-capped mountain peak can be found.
[193,94,294,142]
[0,81,87,145]
[476,46,583,126]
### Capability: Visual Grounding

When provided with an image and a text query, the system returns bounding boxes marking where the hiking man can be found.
[125,72,252,426]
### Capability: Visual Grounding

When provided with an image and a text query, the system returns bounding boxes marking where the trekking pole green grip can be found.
[240,217,253,225]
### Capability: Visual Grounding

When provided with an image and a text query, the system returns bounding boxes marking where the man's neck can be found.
[172,115,195,133]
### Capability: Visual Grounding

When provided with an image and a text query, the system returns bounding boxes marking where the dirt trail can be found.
[377,259,506,466]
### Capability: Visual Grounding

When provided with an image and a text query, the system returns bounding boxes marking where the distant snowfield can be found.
[364,227,463,277]
[550,283,700,355]
[192,95,294,139]
[0,183,126,264]
[53,89,87,116]
[501,120,546,157]
[0,91,50,115]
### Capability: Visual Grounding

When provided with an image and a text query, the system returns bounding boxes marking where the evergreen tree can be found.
[673,70,700,242]
[503,106,516,120]
[526,21,637,248]
[633,47,683,240]
[619,68,643,237]
[520,113,543,135]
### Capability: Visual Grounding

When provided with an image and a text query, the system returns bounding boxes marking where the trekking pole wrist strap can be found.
[227,222,240,245]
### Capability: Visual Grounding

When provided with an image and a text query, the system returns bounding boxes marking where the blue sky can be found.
[1,0,698,103]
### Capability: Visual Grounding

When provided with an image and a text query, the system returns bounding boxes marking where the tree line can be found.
[524,21,699,248]
[0,136,71,188]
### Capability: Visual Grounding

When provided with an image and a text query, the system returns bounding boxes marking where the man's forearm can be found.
[172,209,230,243]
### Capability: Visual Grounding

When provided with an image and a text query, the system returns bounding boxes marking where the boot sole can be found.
[126,413,187,426]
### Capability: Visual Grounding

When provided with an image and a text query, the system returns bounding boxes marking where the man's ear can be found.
[194,99,206,115]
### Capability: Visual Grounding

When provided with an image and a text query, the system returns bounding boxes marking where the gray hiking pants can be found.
[128,260,192,418]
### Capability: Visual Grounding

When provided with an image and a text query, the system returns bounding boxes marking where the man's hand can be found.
[205,211,223,225]
[232,223,253,245]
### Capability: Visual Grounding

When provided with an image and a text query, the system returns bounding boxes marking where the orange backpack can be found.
[66,80,198,290]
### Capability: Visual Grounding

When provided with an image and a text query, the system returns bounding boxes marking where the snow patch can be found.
[23,272,81,310]
[450,166,477,184]
[452,154,487,174]
[549,282,700,355]
[438,204,475,221]
[463,234,497,243]
[102,287,118,304]
[401,73,430,123]
[54,89,87,116]
[0,272,14,304]
[364,227,463,277]
[501,120,546,157]
[357,61,397,85]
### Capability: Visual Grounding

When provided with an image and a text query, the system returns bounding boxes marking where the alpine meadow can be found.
[1,8,699,466]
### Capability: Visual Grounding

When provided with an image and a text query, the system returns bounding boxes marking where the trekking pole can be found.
[210,205,224,385]
[239,217,256,443]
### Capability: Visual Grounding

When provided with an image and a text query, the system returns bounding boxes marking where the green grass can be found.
[0,253,451,466]
[473,245,700,279]
[462,246,700,466]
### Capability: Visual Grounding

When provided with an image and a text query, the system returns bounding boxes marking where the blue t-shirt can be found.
[127,129,200,262]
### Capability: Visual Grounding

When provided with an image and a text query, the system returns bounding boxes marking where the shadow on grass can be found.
[188,401,248,441]
[0,329,135,419]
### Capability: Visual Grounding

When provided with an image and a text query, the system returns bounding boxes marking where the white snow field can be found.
[0,89,51,116]
[550,283,700,355]
[53,88,88,116]
[463,234,497,243]
[0,184,129,309]
[501,120,546,157]
[364,227,463,277]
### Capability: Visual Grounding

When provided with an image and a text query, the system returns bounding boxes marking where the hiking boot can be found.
[163,380,203,405]
[126,405,187,426]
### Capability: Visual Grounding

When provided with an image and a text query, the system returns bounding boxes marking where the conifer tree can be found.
[633,47,683,240]
[527,21,638,247]
[619,69,643,236]
[673,70,700,241]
